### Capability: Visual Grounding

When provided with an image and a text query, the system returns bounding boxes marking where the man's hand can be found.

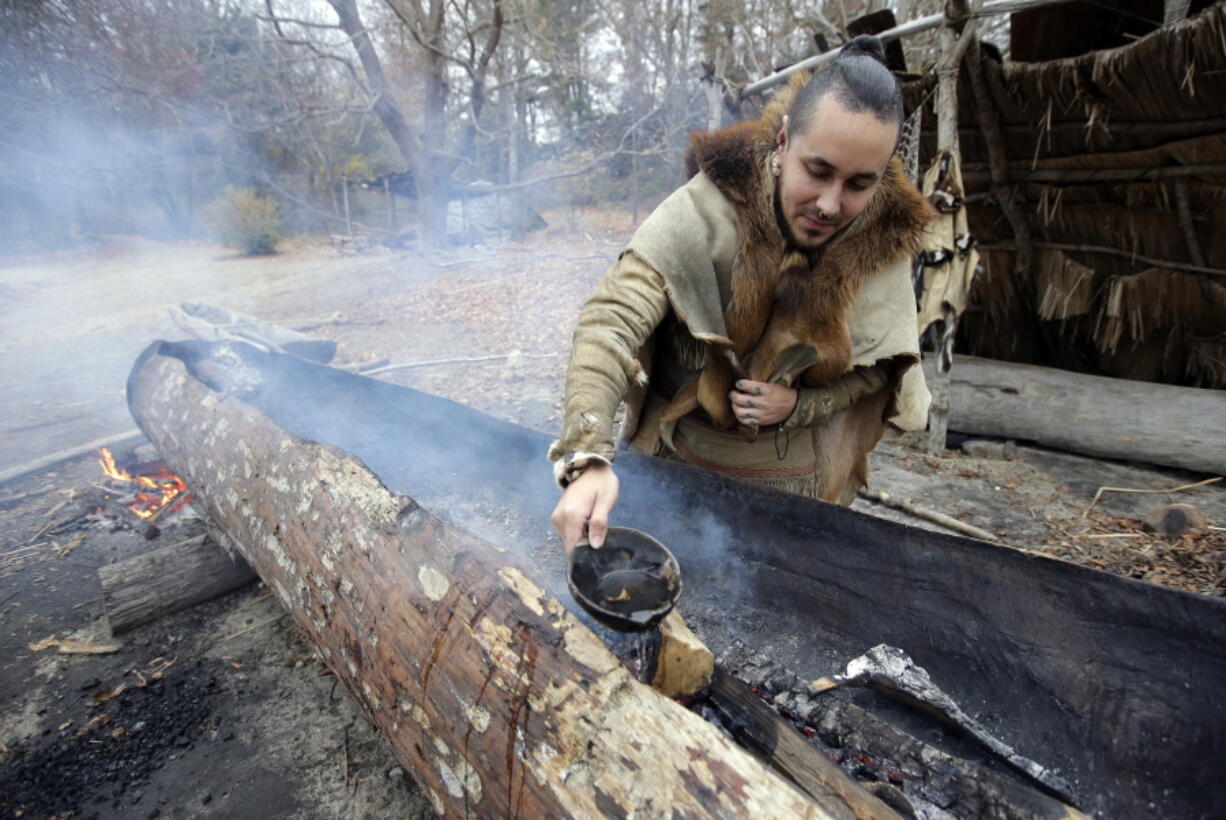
[730,380,797,427]
[551,462,620,554]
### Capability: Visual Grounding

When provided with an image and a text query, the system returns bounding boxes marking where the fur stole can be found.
[676,73,934,431]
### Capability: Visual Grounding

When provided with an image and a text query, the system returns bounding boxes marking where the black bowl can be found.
[567,527,683,632]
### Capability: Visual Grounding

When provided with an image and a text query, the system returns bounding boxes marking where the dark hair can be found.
[786,34,903,136]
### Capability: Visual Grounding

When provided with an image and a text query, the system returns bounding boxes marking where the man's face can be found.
[775,93,898,250]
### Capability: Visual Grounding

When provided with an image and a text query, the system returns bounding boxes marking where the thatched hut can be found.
[905,1,1226,389]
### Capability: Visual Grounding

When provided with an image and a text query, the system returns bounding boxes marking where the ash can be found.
[0,660,220,819]
[711,638,1083,819]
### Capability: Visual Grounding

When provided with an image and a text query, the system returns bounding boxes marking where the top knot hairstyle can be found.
[786,34,903,139]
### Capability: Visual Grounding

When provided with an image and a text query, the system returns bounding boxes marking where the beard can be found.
[773,183,806,249]
[773,183,836,253]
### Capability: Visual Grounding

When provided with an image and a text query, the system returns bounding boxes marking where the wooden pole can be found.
[924,0,970,455]
[1172,178,1207,267]
[978,241,1226,280]
[960,163,1226,183]
[384,177,394,235]
[341,176,352,237]
[741,0,1078,97]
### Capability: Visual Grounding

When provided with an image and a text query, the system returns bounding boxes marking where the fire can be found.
[97,448,193,520]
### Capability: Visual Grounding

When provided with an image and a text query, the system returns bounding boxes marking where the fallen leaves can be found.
[73,713,111,738]
[92,684,129,705]
[1034,507,1225,596]
[54,532,86,557]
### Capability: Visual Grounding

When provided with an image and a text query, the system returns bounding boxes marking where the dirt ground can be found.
[1,215,1222,818]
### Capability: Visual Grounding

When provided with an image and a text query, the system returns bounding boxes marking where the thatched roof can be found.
[903,3,1226,389]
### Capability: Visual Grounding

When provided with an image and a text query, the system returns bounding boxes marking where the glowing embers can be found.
[97,448,193,521]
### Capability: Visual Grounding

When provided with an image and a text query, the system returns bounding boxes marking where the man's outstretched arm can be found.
[548,252,670,551]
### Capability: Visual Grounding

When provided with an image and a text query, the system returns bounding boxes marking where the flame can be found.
[98,448,192,520]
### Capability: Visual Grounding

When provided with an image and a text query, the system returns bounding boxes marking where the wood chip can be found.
[28,636,122,654]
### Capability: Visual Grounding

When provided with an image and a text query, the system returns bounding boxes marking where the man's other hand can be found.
[551,463,620,554]
[730,380,798,426]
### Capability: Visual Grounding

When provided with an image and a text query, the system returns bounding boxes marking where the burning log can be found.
[124,340,1226,820]
[810,645,1074,802]
[97,448,193,522]
[125,341,847,817]
[705,670,901,820]
[98,533,257,634]
[719,641,1090,820]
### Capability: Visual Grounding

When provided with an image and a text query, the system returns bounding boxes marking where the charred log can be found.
[122,340,1226,820]
[705,669,902,820]
[718,641,1089,820]
[125,342,844,818]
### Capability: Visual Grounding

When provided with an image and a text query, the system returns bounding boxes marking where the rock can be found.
[960,439,1018,460]
[1143,504,1207,537]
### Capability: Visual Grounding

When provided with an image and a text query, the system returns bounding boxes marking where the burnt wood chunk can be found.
[707,670,900,820]
[98,533,257,634]
[650,610,715,698]
[721,642,1093,820]
[125,345,839,818]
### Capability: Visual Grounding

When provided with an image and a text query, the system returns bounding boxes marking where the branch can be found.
[858,489,999,542]
[1172,178,1207,267]
[451,100,668,195]
[474,0,503,78]
[257,4,343,31]
[383,0,473,72]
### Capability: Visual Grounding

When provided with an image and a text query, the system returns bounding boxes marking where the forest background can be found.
[0,0,1009,253]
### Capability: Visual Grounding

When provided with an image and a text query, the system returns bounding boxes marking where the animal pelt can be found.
[681,72,934,430]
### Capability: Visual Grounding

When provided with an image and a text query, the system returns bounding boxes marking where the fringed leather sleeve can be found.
[781,363,892,431]
[547,252,671,487]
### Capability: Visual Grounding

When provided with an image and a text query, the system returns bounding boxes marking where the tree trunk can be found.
[327,0,445,249]
[126,342,837,818]
[417,0,453,251]
[926,355,1226,475]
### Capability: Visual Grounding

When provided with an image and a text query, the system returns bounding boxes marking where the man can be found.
[550,36,934,553]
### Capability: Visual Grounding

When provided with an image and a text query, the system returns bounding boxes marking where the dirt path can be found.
[0,236,446,477]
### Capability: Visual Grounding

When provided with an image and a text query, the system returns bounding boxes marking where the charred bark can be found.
[125,342,839,818]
